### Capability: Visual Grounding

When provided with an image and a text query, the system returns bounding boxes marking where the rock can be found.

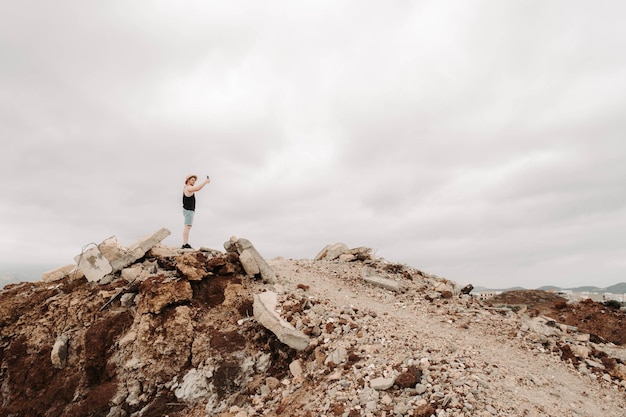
[42,264,76,282]
[325,347,348,365]
[289,360,304,382]
[174,367,212,402]
[347,246,373,261]
[147,243,180,258]
[120,292,136,307]
[175,252,209,281]
[51,333,69,368]
[414,402,436,417]
[338,253,356,262]
[253,291,309,350]
[361,269,403,293]
[394,366,420,388]
[136,276,193,314]
[461,284,474,295]
[585,359,604,369]
[314,243,349,261]
[569,344,590,359]
[226,237,276,283]
[370,376,394,390]
[120,260,157,282]
[239,249,260,276]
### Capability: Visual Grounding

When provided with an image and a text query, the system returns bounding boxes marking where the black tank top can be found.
[182,193,196,211]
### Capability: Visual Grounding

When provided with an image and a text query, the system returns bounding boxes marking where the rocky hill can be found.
[2,229,626,417]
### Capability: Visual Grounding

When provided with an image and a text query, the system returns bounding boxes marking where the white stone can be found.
[239,249,260,275]
[51,333,69,368]
[370,377,394,390]
[289,360,304,379]
[253,291,309,350]
[75,246,113,282]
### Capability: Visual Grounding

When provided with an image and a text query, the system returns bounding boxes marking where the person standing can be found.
[182,174,210,249]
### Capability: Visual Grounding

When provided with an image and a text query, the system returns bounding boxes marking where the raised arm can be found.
[185,178,211,194]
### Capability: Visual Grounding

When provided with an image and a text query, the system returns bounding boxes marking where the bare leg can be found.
[183,225,192,245]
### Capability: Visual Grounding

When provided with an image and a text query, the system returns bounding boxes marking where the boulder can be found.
[225,237,276,283]
[239,249,260,276]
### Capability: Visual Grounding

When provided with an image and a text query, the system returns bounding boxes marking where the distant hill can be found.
[537,285,560,291]
[565,286,600,292]
[604,282,626,293]
[563,283,626,293]
[473,282,626,294]
[472,285,527,292]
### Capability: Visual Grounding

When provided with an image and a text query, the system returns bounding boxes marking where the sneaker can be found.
[181,243,193,249]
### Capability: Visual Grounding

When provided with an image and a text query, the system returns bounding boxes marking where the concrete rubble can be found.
[74,228,171,282]
[225,236,276,283]
[1,233,626,417]
[361,267,404,293]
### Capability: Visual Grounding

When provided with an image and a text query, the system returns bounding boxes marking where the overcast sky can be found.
[1,1,625,289]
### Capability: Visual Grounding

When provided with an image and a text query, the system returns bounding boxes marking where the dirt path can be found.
[269,258,626,417]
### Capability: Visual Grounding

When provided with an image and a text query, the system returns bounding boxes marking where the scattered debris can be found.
[1,233,626,417]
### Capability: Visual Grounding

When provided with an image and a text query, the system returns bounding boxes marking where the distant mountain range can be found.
[473,282,626,294]
[0,263,59,287]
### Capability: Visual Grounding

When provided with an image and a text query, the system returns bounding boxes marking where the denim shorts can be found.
[183,209,195,225]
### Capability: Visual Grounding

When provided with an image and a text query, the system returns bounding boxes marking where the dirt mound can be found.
[489,290,626,345]
[2,238,626,417]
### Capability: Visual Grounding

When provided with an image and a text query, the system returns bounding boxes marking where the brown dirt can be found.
[489,290,626,345]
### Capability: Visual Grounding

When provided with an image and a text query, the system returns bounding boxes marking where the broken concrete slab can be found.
[361,269,404,293]
[120,260,158,282]
[147,243,181,258]
[75,228,171,283]
[314,242,349,261]
[253,291,309,351]
[315,243,374,262]
[105,228,171,271]
[75,245,114,282]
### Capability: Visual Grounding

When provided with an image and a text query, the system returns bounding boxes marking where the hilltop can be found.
[1,229,626,417]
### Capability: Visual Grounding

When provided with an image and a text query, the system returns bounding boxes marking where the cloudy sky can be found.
[1,1,625,289]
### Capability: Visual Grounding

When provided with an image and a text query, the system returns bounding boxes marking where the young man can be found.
[182,174,211,249]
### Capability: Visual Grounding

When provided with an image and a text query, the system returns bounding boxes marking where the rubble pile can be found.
[1,230,626,417]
